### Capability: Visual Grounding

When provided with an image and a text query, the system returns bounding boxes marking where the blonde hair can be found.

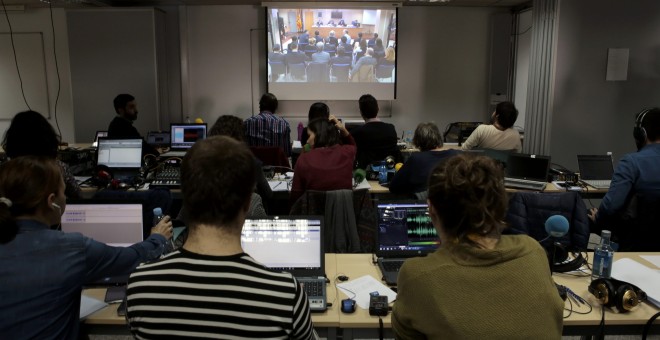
[385,47,396,62]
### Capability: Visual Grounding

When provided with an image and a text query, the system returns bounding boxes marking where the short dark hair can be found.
[413,122,443,152]
[337,45,346,56]
[113,94,135,113]
[291,36,298,41]
[495,101,518,129]
[2,111,59,159]
[314,30,320,35]
[0,156,62,244]
[641,108,660,142]
[209,115,245,142]
[308,102,330,121]
[273,43,281,52]
[181,136,256,228]
[428,154,508,245]
[359,94,379,119]
[341,36,347,44]
[259,93,278,113]
[307,118,340,148]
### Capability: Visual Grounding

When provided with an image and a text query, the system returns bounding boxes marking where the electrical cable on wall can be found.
[1,0,32,111]
[48,0,63,138]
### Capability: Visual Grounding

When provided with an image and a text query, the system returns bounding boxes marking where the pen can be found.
[273,182,282,189]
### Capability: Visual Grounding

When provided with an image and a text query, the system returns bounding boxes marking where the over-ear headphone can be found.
[633,109,651,150]
[548,243,586,273]
[589,278,647,313]
[91,165,113,188]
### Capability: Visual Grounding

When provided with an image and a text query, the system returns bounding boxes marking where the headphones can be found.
[633,108,651,151]
[548,242,587,273]
[589,278,647,313]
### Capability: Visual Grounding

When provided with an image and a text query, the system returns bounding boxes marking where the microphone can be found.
[353,169,366,184]
[544,215,569,238]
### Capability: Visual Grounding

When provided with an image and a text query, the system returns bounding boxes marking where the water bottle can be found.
[591,230,614,280]
[377,161,388,184]
[185,115,191,124]
[153,207,173,251]
[297,122,304,142]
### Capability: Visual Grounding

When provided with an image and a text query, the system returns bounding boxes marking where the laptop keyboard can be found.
[382,260,405,272]
[582,180,610,189]
[504,178,547,191]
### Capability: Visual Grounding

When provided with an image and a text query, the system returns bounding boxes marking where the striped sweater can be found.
[126,250,316,339]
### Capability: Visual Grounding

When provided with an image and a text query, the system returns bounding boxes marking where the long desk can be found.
[83,253,659,338]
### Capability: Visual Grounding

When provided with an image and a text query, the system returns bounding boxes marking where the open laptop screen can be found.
[241,217,323,272]
[170,124,207,150]
[377,202,440,255]
[577,155,614,180]
[505,153,550,182]
[96,138,142,169]
[61,203,143,247]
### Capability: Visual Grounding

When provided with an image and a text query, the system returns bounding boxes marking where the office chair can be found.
[350,64,375,82]
[331,64,350,82]
[375,64,395,82]
[287,63,306,81]
[307,62,329,82]
[268,61,286,82]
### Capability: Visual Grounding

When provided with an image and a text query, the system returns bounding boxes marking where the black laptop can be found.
[61,201,144,286]
[96,138,143,181]
[146,131,171,147]
[160,123,207,157]
[91,130,108,148]
[375,202,440,286]
[241,216,327,312]
[577,154,614,189]
[504,153,551,191]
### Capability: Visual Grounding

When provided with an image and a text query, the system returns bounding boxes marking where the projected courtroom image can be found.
[267,8,397,84]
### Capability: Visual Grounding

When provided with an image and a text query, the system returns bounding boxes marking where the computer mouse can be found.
[341,299,356,313]
[338,275,349,282]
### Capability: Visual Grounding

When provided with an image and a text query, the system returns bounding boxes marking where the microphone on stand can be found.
[544,215,569,273]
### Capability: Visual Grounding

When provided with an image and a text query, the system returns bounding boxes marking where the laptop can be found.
[504,153,551,191]
[375,202,440,286]
[61,202,144,285]
[146,131,171,147]
[577,155,614,189]
[160,123,207,157]
[91,131,108,148]
[241,216,327,312]
[96,138,143,181]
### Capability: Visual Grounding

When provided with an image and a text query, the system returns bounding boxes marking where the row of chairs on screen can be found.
[269,62,395,83]
[291,43,385,60]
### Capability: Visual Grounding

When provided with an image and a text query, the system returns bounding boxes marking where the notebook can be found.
[241,216,327,312]
[504,153,551,191]
[91,131,108,148]
[577,154,614,189]
[146,131,171,147]
[375,202,440,286]
[61,202,144,285]
[160,123,207,157]
[96,138,143,181]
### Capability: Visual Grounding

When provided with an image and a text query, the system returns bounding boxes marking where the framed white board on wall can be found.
[0,32,50,120]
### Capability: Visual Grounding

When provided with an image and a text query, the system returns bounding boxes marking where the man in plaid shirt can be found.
[244,93,292,157]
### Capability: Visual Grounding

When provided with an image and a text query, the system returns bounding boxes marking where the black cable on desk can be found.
[378,316,384,340]
[643,311,660,340]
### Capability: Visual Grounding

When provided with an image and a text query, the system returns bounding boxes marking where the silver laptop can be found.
[96,138,143,181]
[504,153,551,191]
[61,202,144,285]
[91,130,108,148]
[160,123,207,157]
[241,216,327,312]
[577,154,614,189]
[375,202,440,286]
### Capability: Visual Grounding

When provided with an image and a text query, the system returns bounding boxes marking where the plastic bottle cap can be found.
[601,230,611,238]
[153,207,163,216]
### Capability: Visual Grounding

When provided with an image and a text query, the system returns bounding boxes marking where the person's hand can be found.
[588,208,598,223]
[151,215,173,239]
[330,115,349,136]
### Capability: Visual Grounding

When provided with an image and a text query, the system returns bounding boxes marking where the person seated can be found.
[389,122,461,196]
[379,46,396,65]
[300,102,331,145]
[373,38,386,60]
[353,39,368,63]
[350,94,402,169]
[327,30,338,46]
[342,29,351,44]
[244,93,293,157]
[108,93,160,156]
[2,111,81,199]
[290,115,356,206]
[339,35,351,52]
[351,19,360,27]
[588,108,660,251]
[331,45,352,66]
[392,154,563,339]
[268,43,285,63]
[126,136,317,339]
[338,19,346,27]
[327,19,335,26]
[311,41,331,63]
[0,156,172,339]
[461,101,522,152]
[313,30,324,43]
[368,33,379,46]
[350,48,377,80]
[287,35,298,53]
[315,20,323,27]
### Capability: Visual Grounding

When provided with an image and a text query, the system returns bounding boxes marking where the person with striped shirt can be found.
[126,136,317,339]
[244,93,293,157]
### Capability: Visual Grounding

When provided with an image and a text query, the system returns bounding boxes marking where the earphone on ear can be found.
[52,203,61,209]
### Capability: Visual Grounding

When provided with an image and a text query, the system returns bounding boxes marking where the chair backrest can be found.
[288,63,306,80]
[332,64,350,82]
[505,191,589,251]
[307,62,329,82]
[375,64,395,79]
[268,61,286,77]
[603,194,660,251]
[352,64,375,82]
[249,146,290,168]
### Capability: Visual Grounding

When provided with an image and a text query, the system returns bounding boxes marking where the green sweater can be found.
[392,234,563,340]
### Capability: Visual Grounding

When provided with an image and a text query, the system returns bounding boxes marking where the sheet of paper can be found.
[640,255,660,268]
[612,258,660,307]
[80,294,108,320]
[292,140,303,149]
[336,275,397,309]
[268,180,289,192]
[353,178,372,190]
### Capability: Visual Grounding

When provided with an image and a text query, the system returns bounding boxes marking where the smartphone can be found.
[117,300,127,317]
[104,286,126,303]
